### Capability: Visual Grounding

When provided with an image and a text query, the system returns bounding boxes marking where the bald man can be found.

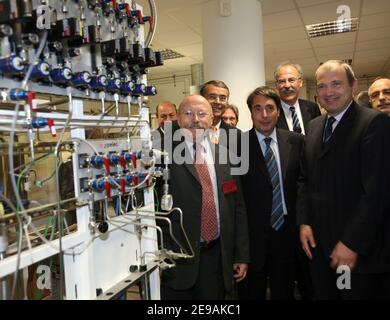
[159,95,249,300]
[152,101,178,150]
[368,78,390,117]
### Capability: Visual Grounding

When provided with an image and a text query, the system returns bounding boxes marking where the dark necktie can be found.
[323,116,336,143]
[264,137,284,231]
[193,143,218,242]
[290,106,302,133]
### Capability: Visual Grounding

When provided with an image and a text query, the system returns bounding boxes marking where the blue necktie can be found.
[323,116,336,143]
[290,106,302,133]
[264,137,284,231]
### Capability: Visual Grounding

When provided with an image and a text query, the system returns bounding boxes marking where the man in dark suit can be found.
[297,60,390,299]
[368,77,390,117]
[160,95,250,300]
[274,62,319,299]
[237,86,304,300]
[151,101,177,149]
[200,80,241,151]
[275,62,321,134]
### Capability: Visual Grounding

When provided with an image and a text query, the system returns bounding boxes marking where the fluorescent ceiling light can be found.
[159,49,185,60]
[306,17,358,38]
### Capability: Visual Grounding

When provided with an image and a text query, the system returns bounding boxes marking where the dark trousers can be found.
[310,245,387,300]
[294,237,315,300]
[238,219,295,300]
[161,240,225,300]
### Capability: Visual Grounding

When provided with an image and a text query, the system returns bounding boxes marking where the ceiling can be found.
[138,0,390,82]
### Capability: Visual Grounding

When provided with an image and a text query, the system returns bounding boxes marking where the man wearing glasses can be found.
[159,95,249,300]
[368,77,390,117]
[275,62,321,135]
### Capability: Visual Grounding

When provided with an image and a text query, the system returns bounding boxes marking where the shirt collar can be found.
[328,100,353,122]
[255,128,278,144]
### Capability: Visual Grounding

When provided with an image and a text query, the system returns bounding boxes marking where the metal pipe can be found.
[0,197,79,222]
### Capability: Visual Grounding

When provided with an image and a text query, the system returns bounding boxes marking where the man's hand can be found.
[330,241,358,270]
[233,263,248,282]
[300,224,316,259]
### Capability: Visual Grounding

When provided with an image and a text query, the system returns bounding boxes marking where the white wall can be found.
[147,72,192,129]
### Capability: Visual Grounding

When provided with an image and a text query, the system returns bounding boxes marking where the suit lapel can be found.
[319,102,356,158]
[173,140,200,183]
[276,129,290,180]
[277,108,289,130]
[299,99,311,128]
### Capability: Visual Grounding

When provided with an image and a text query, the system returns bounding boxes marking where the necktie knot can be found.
[323,116,336,143]
[289,106,302,133]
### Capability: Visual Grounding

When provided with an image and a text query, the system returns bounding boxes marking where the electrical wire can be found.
[0,193,23,300]
[6,30,48,300]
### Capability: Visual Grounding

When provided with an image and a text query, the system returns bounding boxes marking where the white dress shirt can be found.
[281,100,306,135]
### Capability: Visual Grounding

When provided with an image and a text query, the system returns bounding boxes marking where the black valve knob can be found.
[98,221,109,233]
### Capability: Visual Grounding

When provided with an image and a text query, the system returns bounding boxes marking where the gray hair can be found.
[274,61,304,81]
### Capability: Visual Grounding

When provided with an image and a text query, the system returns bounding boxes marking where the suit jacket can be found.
[151,121,179,151]
[277,99,321,132]
[219,120,242,157]
[160,139,250,292]
[241,128,304,270]
[297,101,390,273]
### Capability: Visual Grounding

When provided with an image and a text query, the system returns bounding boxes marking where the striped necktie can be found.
[290,106,302,133]
[264,137,284,231]
[323,116,336,143]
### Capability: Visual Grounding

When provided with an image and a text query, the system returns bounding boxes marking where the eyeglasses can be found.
[206,94,228,103]
[369,89,390,100]
[276,77,302,85]
[181,110,209,118]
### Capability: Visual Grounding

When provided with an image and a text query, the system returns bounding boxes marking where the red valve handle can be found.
[105,181,111,198]
[131,154,137,170]
[120,179,125,194]
[119,155,127,170]
[104,157,110,174]
[47,118,56,136]
[27,91,37,111]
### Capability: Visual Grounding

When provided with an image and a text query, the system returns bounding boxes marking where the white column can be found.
[202,0,265,131]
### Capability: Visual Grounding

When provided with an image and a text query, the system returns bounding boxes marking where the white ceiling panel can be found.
[155,28,202,48]
[165,6,203,34]
[264,26,308,44]
[299,0,361,25]
[262,10,302,31]
[260,0,296,15]
[361,0,390,15]
[310,32,357,47]
[295,0,339,7]
[358,12,390,30]
[357,26,390,41]
[314,43,355,55]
